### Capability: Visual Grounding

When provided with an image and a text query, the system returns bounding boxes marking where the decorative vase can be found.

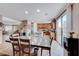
[69,32,74,38]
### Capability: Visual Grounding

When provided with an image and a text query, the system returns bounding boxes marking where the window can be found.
[5,25,12,32]
[62,15,67,37]
[4,25,17,34]
[61,15,67,45]
[56,17,62,44]
[13,25,17,31]
[56,13,67,45]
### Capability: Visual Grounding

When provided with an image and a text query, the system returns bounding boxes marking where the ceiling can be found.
[2,16,21,25]
[0,3,66,23]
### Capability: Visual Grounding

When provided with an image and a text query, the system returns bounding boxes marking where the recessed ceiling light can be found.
[25,11,28,14]
[37,9,40,13]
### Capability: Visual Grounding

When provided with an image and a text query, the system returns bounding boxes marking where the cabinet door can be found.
[73,39,78,56]
[68,39,78,56]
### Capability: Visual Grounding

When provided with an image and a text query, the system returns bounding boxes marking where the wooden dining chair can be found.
[41,37,53,56]
[20,39,39,56]
[9,37,21,56]
[20,39,31,56]
[33,47,39,56]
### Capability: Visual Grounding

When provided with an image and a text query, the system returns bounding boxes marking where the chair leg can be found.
[19,51,21,56]
[13,51,15,56]
[41,48,42,56]
[21,51,24,56]
[34,48,39,56]
[49,49,51,56]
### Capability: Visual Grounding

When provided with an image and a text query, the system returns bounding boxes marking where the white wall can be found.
[0,15,3,44]
[73,4,79,37]
[65,5,72,37]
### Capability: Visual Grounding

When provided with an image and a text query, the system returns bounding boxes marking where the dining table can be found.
[5,36,51,56]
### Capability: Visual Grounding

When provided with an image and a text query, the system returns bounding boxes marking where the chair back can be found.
[20,39,30,47]
[20,39,31,55]
[10,37,20,46]
[9,37,21,56]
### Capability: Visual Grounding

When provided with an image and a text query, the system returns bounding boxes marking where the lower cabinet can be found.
[64,38,79,56]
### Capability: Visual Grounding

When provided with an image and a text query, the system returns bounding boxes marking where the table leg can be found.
[49,49,51,56]
[41,48,42,56]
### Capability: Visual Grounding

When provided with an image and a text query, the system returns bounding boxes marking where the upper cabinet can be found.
[37,23,51,30]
